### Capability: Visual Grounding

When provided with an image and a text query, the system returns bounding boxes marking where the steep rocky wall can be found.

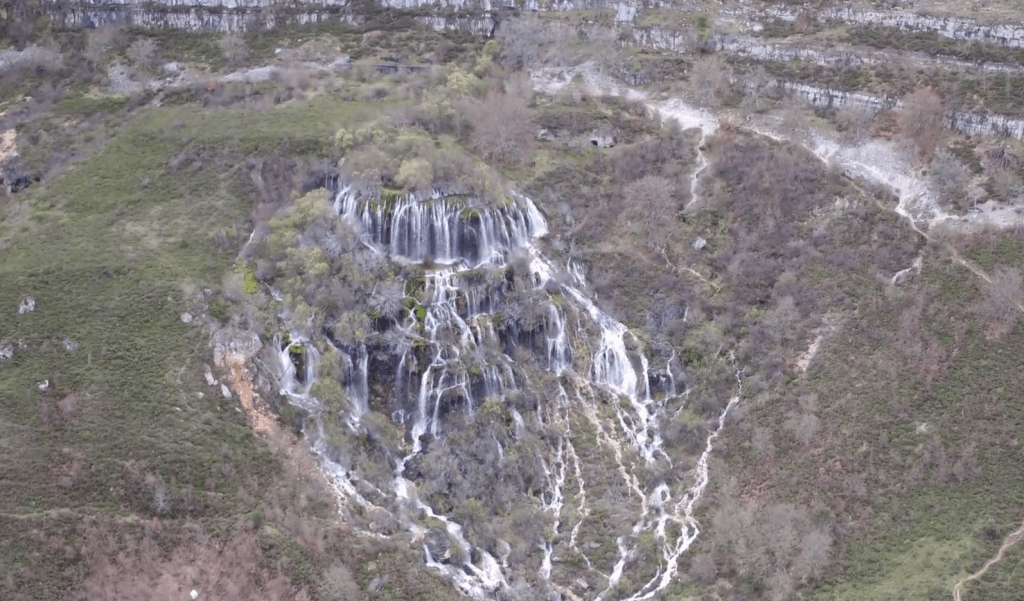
[33,0,1024,49]
[43,0,348,7]
[758,6,1024,49]
[53,6,356,32]
[722,37,1023,74]
[24,0,1024,140]
[782,80,1024,139]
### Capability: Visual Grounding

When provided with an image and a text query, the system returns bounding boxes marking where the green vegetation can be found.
[0,58,460,599]
[5,3,1024,600]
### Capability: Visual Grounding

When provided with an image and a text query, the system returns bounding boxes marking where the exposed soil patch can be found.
[223,355,275,436]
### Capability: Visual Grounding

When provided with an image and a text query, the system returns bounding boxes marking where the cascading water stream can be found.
[271,182,740,599]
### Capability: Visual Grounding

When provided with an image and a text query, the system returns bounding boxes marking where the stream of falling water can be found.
[265,181,743,599]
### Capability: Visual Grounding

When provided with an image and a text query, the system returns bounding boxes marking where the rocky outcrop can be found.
[212,327,262,366]
[54,6,357,32]
[723,36,1024,74]
[631,25,693,52]
[18,296,36,315]
[778,80,1024,139]
[42,0,348,6]
[758,7,1024,49]
[415,14,495,35]
[950,111,1024,140]
[780,81,897,113]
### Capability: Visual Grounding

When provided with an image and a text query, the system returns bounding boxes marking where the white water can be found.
[267,177,744,599]
[892,256,924,286]
[266,60,1024,600]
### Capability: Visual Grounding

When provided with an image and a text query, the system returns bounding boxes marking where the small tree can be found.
[793,528,833,579]
[991,168,1024,204]
[689,553,717,583]
[495,15,574,70]
[84,27,123,68]
[689,54,734,108]
[785,412,820,445]
[930,148,972,211]
[742,65,772,112]
[127,37,158,74]
[218,33,249,67]
[898,87,946,158]
[980,266,1022,325]
[320,563,360,600]
[621,175,677,237]
[461,86,535,166]
[369,279,406,318]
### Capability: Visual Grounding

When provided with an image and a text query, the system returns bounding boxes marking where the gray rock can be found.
[163,61,181,74]
[204,364,217,387]
[212,327,262,366]
[368,575,391,593]
[589,130,615,148]
[614,3,636,23]
[37,379,49,391]
[180,312,193,323]
[18,296,35,314]
[693,237,707,251]
[0,344,13,360]
[220,383,232,399]
[107,61,142,95]
[424,528,452,563]
[537,128,554,142]
[575,578,590,590]
[63,339,79,352]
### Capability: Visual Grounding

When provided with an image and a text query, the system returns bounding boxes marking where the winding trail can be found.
[952,519,1024,601]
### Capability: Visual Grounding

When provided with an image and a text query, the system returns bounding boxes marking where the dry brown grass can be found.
[73,521,306,601]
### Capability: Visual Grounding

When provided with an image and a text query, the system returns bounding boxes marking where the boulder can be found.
[1,159,39,194]
[692,237,707,251]
[589,130,615,148]
[212,327,262,367]
[424,528,452,563]
[18,296,35,314]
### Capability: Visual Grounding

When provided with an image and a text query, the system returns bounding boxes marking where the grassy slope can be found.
[712,226,1024,601]
[0,93,457,599]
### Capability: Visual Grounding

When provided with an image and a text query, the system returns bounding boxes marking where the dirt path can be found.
[952,519,1024,601]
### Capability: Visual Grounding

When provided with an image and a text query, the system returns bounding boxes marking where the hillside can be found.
[2,1,1024,600]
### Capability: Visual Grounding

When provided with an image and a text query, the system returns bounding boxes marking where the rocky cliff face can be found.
[20,0,1024,140]
[778,80,1024,139]
[721,36,1023,75]
[757,6,1024,49]
[32,0,1024,46]
[55,6,355,32]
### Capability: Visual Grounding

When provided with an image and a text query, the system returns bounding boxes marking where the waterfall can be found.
[268,184,739,599]
[335,186,545,267]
